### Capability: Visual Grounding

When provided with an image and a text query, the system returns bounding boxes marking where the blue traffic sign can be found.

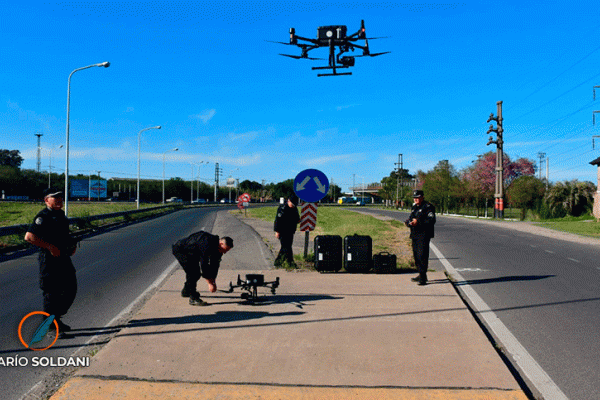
[294,169,329,203]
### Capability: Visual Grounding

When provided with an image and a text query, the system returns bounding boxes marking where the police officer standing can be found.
[172,231,233,306]
[273,194,300,268]
[405,190,436,285]
[24,188,78,337]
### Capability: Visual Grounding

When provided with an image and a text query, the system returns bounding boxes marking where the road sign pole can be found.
[304,231,309,258]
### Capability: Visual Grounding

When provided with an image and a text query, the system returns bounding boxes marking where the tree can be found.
[0,149,24,168]
[506,176,546,220]
[544,180,596,218]
[324,183,342,203]
[0,165,22,196]
[271,179,294,201]
[421,160,458,213]
[378,176,397,203]
[461,152,536,213]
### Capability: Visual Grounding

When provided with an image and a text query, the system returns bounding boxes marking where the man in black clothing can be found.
[404,190,436,285]
[24,188,78,337]
[172,231,233,306]
[273,194,300,268]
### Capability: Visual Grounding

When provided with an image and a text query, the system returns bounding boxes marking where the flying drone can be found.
[268,20,390,77]
[227,274,280,302]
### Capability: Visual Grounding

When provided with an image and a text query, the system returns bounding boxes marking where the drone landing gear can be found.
[228,274,280,303]
[312,65,352,77]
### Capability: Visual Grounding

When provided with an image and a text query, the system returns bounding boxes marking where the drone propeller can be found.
[279,53,325,60]
[355,51,391,58]
[266,40,294,45]
[364,36,390,40]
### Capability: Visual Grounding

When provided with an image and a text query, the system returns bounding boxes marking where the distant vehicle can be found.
[166,197,183,203]
[220,199,232,204]
[192,198,207,204]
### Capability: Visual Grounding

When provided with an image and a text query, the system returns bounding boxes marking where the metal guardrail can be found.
[0,204,185,239]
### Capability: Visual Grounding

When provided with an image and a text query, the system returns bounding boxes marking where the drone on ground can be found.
[227,274,280,302]
[268,20,390,77]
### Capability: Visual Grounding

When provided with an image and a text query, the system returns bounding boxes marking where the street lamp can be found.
[137,125,161,209]
[47,144,63,188]
[64,61,110,216]
[190,162,206,202]
[162,147,179,204]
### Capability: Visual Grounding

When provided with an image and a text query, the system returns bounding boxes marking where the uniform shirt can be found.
[172,231,222,280]
[27,207,74,253]
[406,201,436,239]
[274,203,300,235]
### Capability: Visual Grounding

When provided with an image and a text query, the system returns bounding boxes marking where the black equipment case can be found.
[343,235,372,273]
[372,252,397,274]
[314,235,343,272]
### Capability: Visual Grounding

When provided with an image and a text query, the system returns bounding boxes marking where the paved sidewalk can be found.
[50,210,528,399]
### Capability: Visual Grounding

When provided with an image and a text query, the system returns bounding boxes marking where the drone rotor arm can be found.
[266,40,295,45]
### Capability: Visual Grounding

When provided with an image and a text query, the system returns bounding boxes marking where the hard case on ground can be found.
[372,252,397,274]
[314,235,343,272]
[344,235,372,273]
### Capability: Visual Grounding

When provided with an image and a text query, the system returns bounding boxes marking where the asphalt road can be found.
[0,207,225,400]
[358,208,600,400]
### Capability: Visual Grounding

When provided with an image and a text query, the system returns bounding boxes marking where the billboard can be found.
[70,180,107,199]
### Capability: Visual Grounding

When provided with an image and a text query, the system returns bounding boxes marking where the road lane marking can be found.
[430,242,569,400]
[544,250,554,254]
[567,258,580,263]
[23,259,181,400]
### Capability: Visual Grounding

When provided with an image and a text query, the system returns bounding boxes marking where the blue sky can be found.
[2,1,600,193]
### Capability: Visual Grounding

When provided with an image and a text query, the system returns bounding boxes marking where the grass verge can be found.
[240,206,415,272]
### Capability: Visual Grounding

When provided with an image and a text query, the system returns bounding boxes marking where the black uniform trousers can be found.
[275,233,295,266]
[411,232,431,282]
[172,249,201,292]
[39,252,77,318]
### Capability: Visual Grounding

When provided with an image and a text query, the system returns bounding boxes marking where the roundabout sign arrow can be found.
[294,169,329,203]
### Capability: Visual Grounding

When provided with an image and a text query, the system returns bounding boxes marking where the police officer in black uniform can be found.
[24,188,78,337]
[172,231,233,306]
[405,190,436,285]
[273,194,300,268]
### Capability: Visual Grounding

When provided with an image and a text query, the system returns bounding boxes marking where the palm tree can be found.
[544,180,596,218]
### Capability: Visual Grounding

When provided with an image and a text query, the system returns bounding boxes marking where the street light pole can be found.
[64,61,110,216]
[137,125,161,209]
[162,147,178,204]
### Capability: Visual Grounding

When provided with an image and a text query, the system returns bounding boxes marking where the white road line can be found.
[430,242,569,400]
[22,259,181,400]
[545,250,555,254]
[567,258,580,263]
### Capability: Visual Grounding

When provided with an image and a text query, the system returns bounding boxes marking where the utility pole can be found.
[594,86,600,126]
[546,157,549,190]
[395,154,403,208]
[97,171,101,202]
[537,152,546,180]
[35,133,43,173]
[214,163,223,202]
[486,101,504,219]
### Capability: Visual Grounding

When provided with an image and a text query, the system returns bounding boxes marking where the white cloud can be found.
[336,104,359,111]
[300,153,362,166]
[190,109,216,124]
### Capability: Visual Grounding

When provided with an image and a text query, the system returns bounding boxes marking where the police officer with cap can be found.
[405,189,436,285]
[24,188,78,337]
[273,193,300,268]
